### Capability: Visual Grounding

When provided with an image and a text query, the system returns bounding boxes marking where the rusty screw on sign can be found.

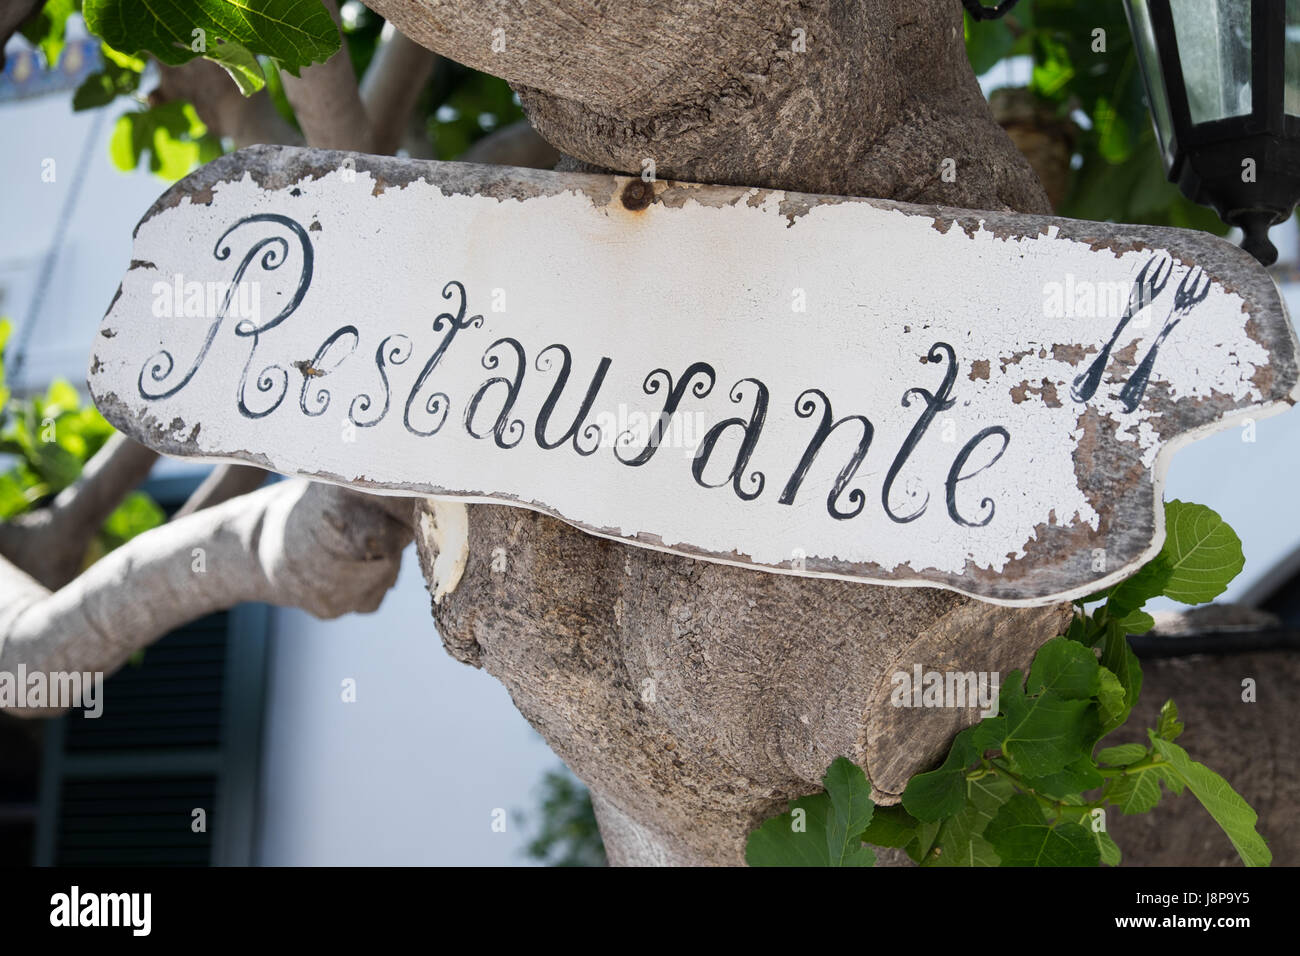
[621,179,654,211]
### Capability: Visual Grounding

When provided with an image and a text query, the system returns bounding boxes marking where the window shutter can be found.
[34,477,271,866]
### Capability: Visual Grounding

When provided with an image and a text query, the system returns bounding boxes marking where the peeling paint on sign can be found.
[89,146,1300,606]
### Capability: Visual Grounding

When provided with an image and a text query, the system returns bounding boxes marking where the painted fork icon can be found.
[1071,253,1173,404]
[1118,267,1213,413]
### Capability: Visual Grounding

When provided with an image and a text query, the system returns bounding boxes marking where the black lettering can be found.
[464,337,526,449]
[946,425,1010,527]
[615,362,716,466]
[691,378,768,501]
[882,341,957,523]
[534,344,611,457]
[779,388,873,520]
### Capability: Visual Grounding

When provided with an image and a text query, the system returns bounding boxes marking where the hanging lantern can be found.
[1123,0,1300,264]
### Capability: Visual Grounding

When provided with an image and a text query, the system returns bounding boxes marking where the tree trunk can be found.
[374,0,1062,865]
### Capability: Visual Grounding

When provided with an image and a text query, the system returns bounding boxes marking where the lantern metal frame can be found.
[1126,0,1300,264]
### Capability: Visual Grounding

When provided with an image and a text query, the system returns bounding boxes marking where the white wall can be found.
[256,545,558,865]
[0,91,160,391]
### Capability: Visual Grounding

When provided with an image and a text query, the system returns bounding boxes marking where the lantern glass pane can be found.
[1126,0,1177,165]
[1169,0,1252,124]
[1287,0,1300,115]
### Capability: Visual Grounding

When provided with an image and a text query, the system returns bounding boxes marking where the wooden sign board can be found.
[89,145,1299,606]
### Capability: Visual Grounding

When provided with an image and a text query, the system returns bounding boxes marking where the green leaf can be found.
[1095,666,1128,736]
[1094,95,1134,164]
[73,72,123,112]
[0,317,10,407]
[108,103,220,181]
[1106,557,1174,615]
[1097,743,1148,767]
[44,379,79,414]
[1031,34,1075,98]
[99,491,166,552]
[901,720,1003,822]
[83,0,341,79]
[1107,763,1180,814]
[985,794,1101,867]
[72,47,144,112]
[1150,734,1271,866]
[745,759,875,866]
[109,113,143,172]
[927,773,1015,867]
[1093,826,1122,866]
[901,758,970,823]
[969,715,1008,752]
[746,794,835,866]
[903,819,942,864]
[102,45,148,73]
[859,804,917,850]
[1023,756,1104,799]
[822,757,876,866]
[1159,500,1244,604]
[28,441,82,494]
[1113,608,1155,634]
[963,11,1016,75]
[1155,699,1184,742]
[208,38,267,95]
[1100,625,1143,716]
[1027,637,1101,700]
[1000,673,1099,777]
[19,0,75,68]
[0,472,28,520]
[1063,612,1091,644]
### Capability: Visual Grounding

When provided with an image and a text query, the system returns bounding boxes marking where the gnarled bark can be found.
[371,0,1049,211]
[417,505,1069,865]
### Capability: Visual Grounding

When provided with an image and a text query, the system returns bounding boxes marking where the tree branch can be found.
[460,119,560,169]
[0,434,158,589]
[360,25,438,155]
[280,0,375,151]
[0,480,415,715]
[155,58,301,148]
[0,1,42,70]
[171,464,269,520]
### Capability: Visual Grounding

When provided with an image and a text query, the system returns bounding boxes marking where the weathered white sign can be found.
[89,146,1299,606]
